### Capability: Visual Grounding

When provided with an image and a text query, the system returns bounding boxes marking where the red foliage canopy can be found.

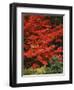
[24,15,63,67]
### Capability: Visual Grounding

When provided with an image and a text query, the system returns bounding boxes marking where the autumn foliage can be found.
[23,14,63,75]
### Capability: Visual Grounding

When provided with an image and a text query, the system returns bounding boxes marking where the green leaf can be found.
[48,61,52,67]
[52,56,58,62]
